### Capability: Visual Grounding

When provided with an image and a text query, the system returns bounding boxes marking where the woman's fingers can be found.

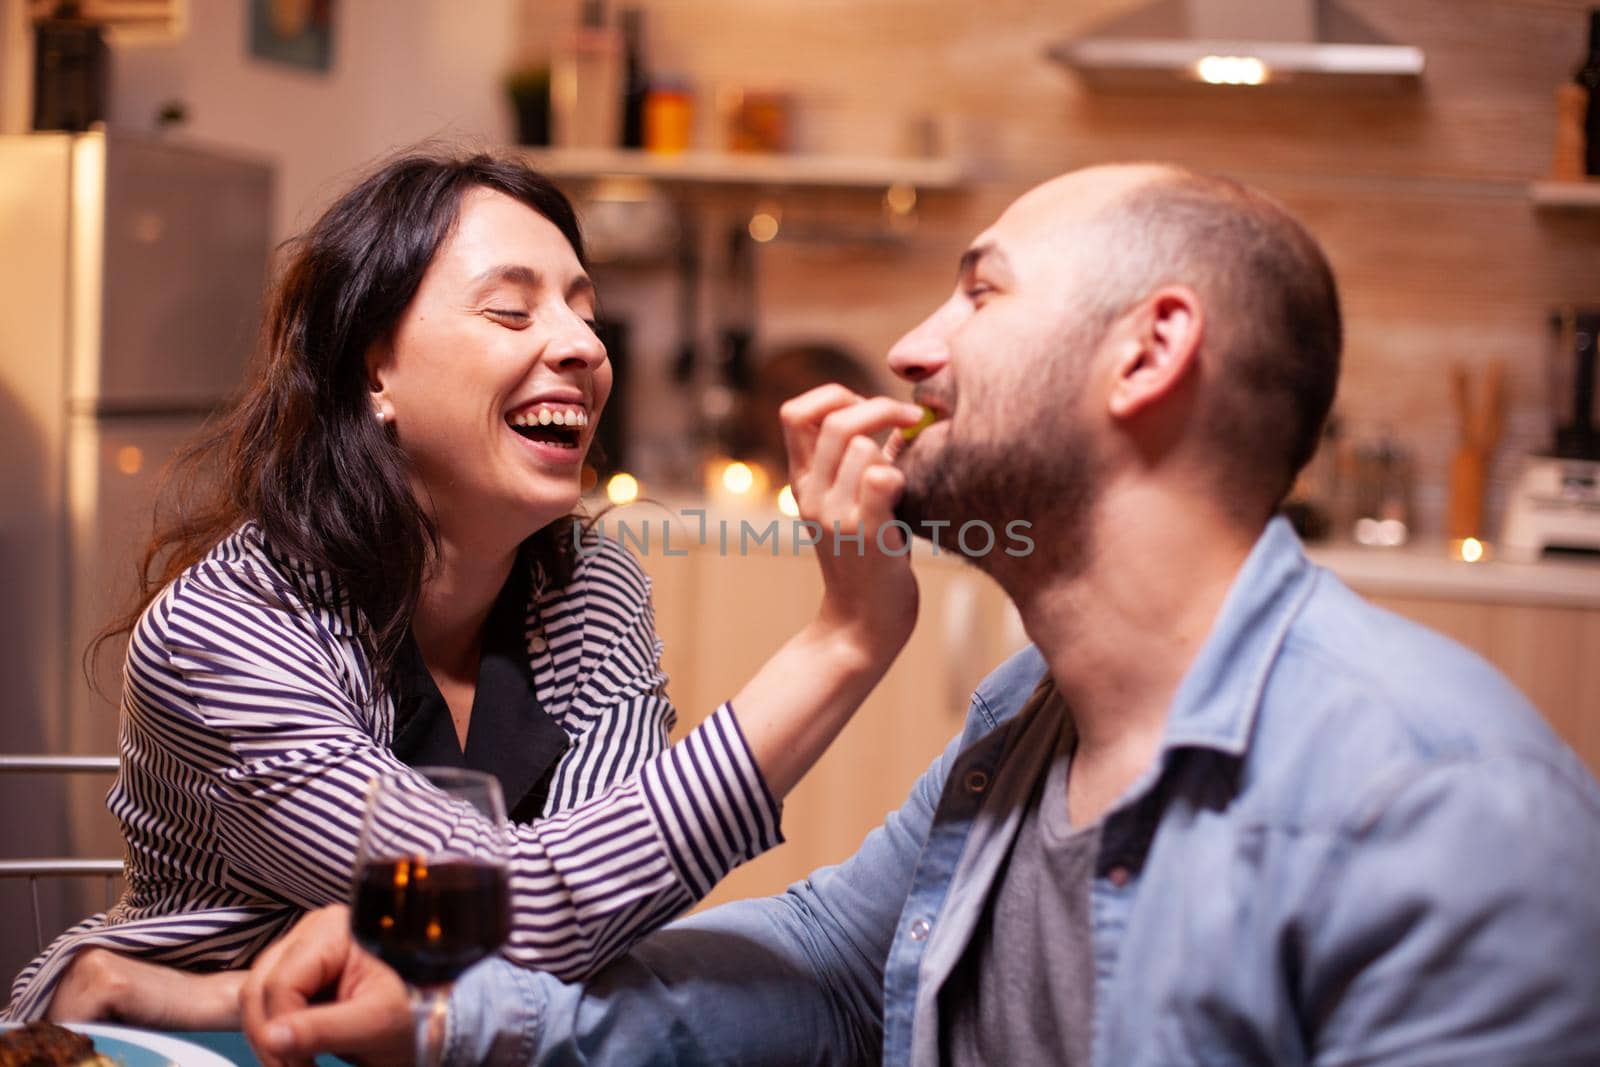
[789,395,922,513]
[860,465,909,551]
[778,384,862,475]
[826,436,888,528]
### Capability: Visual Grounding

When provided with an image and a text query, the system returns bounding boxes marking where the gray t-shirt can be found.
[941,696,1099,1067]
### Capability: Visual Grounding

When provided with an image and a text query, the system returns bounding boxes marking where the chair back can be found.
[0,756,123,952]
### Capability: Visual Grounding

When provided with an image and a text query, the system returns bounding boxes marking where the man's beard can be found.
[894,405,1102,579]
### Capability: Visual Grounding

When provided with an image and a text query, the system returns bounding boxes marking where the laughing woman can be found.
[5,150,921,1021]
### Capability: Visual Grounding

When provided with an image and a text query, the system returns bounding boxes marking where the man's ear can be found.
[1104,286,1203,421]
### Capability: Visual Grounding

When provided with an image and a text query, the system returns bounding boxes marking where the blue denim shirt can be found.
[447,518,1600,1065]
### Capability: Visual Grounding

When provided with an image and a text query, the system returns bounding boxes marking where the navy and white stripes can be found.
[5,523,781,1020]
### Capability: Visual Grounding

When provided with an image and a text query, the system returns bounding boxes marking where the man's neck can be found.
[998,486,1257,821]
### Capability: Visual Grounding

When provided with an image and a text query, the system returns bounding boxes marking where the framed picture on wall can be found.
[248,0,334,73]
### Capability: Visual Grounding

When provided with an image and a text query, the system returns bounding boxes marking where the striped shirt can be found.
[5,522,781,1021]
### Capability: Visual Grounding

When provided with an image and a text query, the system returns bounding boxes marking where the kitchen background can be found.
[2,0,1599,984]
[6,0,1586,537]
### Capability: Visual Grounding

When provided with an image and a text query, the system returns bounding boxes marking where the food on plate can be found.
[0,1021,115,1066]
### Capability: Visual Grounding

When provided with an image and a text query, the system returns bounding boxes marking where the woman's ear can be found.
[365,338,394,420]
[1105,286,1203,421]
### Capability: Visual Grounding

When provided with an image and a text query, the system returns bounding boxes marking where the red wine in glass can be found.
[353,766,511,1067]
[352,858,511,986]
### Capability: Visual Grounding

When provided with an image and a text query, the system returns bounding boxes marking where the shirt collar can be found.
[1157,516,1319,759]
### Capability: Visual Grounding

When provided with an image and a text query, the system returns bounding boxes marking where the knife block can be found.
[1447,446,1490,541]
[1448,362,1505,543]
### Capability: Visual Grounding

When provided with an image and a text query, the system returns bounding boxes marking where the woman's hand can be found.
[781,386,924,663]
[46,948,245,1029]
[240,906,412,1067]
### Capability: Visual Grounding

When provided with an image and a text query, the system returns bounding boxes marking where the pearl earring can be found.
[375,408,388,425]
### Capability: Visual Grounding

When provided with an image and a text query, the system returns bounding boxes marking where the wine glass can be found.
[351,767,511,1067]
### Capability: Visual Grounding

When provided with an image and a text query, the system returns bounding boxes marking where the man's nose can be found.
[886,299,959,383]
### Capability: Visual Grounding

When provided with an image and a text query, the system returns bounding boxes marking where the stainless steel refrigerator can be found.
[0,130,272,981]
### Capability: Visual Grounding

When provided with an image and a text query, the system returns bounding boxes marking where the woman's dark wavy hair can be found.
[92,148,589,694]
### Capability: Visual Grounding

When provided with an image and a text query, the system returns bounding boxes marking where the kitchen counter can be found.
[1307,541,1600,610]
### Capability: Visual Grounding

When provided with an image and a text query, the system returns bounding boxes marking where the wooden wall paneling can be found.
[664,546,1025,910]
[1576,609,1600,768]
[1482,602,1593,761]
[634,536,703,727]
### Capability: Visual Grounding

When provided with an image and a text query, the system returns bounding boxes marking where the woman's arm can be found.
[45,950,245,1029]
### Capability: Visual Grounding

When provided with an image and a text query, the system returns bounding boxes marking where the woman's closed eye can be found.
[485,308,530,326]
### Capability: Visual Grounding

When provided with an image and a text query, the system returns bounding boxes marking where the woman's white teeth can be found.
[510,406,588,428]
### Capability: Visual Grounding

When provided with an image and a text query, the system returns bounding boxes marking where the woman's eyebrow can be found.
[471,264,542,290]
[470,264,595,300]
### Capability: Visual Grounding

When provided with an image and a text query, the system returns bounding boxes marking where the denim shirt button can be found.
[963,770,989,794]
[909,917,932,941]
[1107,865,1131,888]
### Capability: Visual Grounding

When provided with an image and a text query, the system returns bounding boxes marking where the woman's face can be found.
[368,187,611,549]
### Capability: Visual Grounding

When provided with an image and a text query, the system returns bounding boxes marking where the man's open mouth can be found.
[508,403,588,450]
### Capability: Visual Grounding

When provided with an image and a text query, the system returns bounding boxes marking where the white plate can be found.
[1,1022,236,1067]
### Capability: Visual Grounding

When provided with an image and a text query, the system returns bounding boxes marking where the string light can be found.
[777,484,799,517]
[606,472,640,506]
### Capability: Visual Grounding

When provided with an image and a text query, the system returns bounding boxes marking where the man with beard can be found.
[243,164,1600,1066]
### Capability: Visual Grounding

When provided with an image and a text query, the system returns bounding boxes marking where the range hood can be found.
[1047,0,1424,90]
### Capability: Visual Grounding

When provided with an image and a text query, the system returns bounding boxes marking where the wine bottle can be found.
[619,8,649,149]
[1577,8,1600,175]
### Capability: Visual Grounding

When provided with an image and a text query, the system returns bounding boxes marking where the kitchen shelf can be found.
[1529,179,1600,210]
[516,147,966,191]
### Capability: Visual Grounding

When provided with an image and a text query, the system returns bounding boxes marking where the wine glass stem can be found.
[412,984,451,1067]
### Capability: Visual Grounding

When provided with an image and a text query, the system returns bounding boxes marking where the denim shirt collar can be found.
[972,517,1316,763]
[1158,516,1317,759]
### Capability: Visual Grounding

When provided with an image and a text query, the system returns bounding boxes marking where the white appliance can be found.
[1500,308,1600,563]
[0,131,271,977]
[1500,458,1600,562]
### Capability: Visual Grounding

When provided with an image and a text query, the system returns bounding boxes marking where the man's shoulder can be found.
[1249,573,1595,820]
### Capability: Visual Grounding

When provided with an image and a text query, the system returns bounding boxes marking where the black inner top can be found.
[389,560,569,823]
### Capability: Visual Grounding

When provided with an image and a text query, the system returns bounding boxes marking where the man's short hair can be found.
[1095,172,1342,519]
